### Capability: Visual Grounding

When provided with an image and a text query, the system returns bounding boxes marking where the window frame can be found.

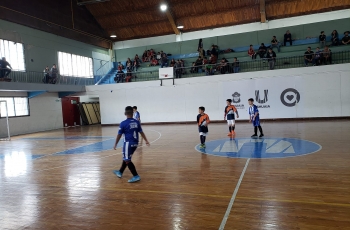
[57,51,94,78]
[0,97,30,118]
[0,38,26,72]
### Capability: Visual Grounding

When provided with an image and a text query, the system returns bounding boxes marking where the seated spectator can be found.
[331,30,339,46]
[219,58,229,74]
[322,46,332,65]
[150,57,158,66]
[142,50,148,62]
[284,30,292,46]
[156,52,161,60]
[195,57,202,66]
[248,45,257,59]
[174,60,182,78]
[342,31,350,45]
[114,70,125,83]
[319,31,326,48]
[126,58,133,71]
[314,47,322,66]
[205,63,214,76]
[210,45,219,59]
[160,53,168,68]
[133,55,141,71]
[203,57,208,65]
[232,57,240,73]
[258,43,267,59]
[0,57,12,79]
[50,64,58,84]
[125,70,132,82]
[304,47,315,66]
[266,48,276,70]
[190,62,197,73]
[271,36,281,52]
[43,66,50,83]
[170,58,176,67]
[209,54,217,64]
[117,62,124,71]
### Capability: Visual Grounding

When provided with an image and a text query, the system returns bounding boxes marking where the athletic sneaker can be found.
[259,134,264,138]
[128,175,141,183]
[199,144,204,149]
[251,134,258,137]
[202,144,206,148]
[113,170,122,178]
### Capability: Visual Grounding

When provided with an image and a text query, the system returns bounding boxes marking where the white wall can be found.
[113,9,350,49]
[0,93,63,137]
[86,64,350,124]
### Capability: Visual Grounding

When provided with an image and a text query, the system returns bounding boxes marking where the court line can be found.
[219,158,250,230]
[33,129,162,172]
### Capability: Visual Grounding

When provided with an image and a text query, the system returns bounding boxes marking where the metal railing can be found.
[102,50,350,84]
[1,70,95,85]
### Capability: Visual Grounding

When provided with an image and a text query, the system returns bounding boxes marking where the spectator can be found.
[271,36,281,52]
[43,66,50,83]
[170,59,176,67]
[156,52,161,60]
[50,64,58,84]
[198,39,204,59]
[142,50,148,62]
[160,53,168,68]
[190,62,197,73]
[125,70,132,82]
[266,48,276,70]
[205,63,214,76]
[210,54,217,64]
[219,58,229,74]
[180,59,186,74]
[304,47,315,66]
[114,70,125,83]
[314,47,322,66]
[203,57,208,65]
[284,30,292,46]
[210,45,218,59]
[150,57,158,66]
[258,43,267,59]
[117,62,124,71]
[322,46,332,65]
[342,31,350,45]
[331,30,339,46]
[319,31,326,48]
[248,45,257,59]
[133,55,141,71]
[232,57,240,73]
[126,58,133,71]
[174,60,182,78]
[0,57,12,79]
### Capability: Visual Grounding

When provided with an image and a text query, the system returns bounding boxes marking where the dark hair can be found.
[308,46,311,49]
[125,106,133,115]
[250,44,253,46]
[133,106,137,110]
[261,43,265,45]
[321,31,324,33]
[248,98,254,102]
[199,106,205,111]
[316,47,319,49]
[234,57,237,59]
[227,99,232,103]
[273,36,276,38]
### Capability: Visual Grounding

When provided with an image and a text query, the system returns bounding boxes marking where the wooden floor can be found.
[0,120,350,230]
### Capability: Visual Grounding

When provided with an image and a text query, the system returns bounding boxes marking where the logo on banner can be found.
[280,88,300,107]
[255,90,270,108]
[232,92,245,109]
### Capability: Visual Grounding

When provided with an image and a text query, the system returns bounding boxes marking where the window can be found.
[58,52,93,78]
[0,97,29,118]
[0,39,25,71]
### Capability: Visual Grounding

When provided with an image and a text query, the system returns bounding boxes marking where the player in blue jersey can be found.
[133,106,141,122]
[113,106,150,183]
[248,98,264,138]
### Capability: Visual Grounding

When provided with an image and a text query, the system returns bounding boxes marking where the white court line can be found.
[219,158,250,230]
[33,129,162,172]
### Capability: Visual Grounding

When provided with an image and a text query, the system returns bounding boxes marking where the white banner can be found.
[159,67,174,79]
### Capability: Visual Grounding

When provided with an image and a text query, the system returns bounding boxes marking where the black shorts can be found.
[198,126,208,133]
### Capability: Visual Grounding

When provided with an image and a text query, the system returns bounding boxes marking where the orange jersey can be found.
[224,105,237,116]
[197,113,210,126]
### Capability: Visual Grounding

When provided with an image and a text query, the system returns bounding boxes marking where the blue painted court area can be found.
[196,137,321,159]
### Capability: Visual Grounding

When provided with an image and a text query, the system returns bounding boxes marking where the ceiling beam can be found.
[166,10,180,35]
[260,0,266,23]
[105,19,169,31]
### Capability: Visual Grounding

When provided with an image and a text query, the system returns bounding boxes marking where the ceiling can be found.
[85,0,350,41]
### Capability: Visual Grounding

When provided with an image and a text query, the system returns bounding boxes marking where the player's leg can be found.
[231,120,236,135]
[126,144,140,183]
[256,118,264,137]
[251,124,258,137]
[113,142,128,178]
[227,120,232,136]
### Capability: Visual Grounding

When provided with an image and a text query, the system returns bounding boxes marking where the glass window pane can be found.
[14,98,29,116]
[0,39,25,71]
[0,98,15,117]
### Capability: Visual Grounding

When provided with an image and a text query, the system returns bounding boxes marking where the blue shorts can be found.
[252,117,260,127]
[123,142,138,161]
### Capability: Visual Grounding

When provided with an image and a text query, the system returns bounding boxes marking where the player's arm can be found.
[140,132,150,146]
[224,107,227,120]
[113,134,122,150]
[234,107,239,118]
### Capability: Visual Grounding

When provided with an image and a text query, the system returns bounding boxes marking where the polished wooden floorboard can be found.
[0,121,349,230]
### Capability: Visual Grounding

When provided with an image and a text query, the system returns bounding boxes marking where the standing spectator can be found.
[150,57,158,66]
[232,57,240,73]
[43,66,50,83]
[258,43,267,59]
[174,60,182,78]
[0,57,12,78]
[170,59,176,67]
[304,47,315,66]
[284,30,292,46]
[210,45,219,59]
[160,53,168,68]
[248,45,257,59]
[331,30,339,46]
[198,39,204,59]
[133,54,141,71]
[314,47,322,66]
[50,64,58,84]
[319,31,326,48]
[266,48,276,70]
[114,70,125,83]
[271,36,281,52]
[342,31,350,45]
[322,46,332,65]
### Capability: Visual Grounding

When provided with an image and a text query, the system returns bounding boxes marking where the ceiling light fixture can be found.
[177,25,184,29]
[110,34,117,38]
[160,4,167,11]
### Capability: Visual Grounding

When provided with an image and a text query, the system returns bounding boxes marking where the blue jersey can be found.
[118,118,143,144]
[249,105,260,118]
[133,111,140,120]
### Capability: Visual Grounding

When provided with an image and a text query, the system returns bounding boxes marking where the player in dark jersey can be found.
[224,99,239,137]
[197,106,210,149]
[248,98,264,137]
[113,106,150,183]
